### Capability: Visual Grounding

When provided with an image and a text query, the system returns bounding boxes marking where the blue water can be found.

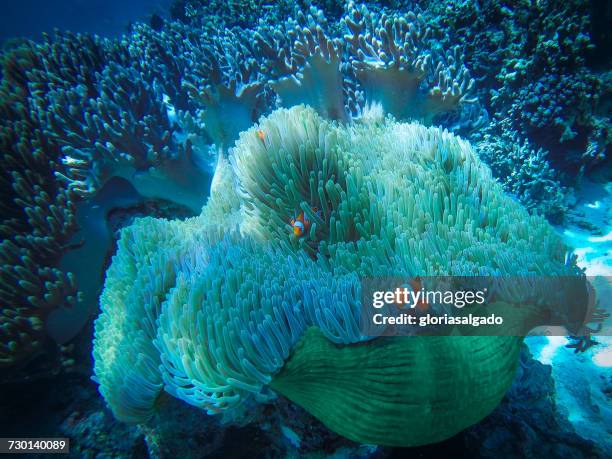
[0,0,171,42]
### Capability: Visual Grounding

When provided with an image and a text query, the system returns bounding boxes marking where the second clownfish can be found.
[395,278,429,311]
[290,207,321,237]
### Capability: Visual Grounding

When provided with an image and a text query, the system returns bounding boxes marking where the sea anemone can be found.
[93,105,588,445]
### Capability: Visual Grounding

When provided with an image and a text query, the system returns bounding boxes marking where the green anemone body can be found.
[271,328,522,446]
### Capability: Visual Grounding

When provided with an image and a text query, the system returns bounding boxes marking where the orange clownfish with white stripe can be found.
[290,207,321,237]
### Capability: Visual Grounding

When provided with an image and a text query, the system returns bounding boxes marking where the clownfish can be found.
[256,129,266,142]
[290,207,321,237]
[394,278,429,311]
[410,277,429,311]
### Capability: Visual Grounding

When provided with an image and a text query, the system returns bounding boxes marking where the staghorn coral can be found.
[93,105,589,446]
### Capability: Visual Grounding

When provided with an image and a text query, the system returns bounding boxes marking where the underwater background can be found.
[0,0,610,458]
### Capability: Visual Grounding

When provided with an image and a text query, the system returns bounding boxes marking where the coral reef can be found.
[126,2,478,154]
[43,44,211,211]
[253,2,476,123]
[1,0,609,455]
[343,4,476,122]
[423,0,610,217]
[93,105,588,446]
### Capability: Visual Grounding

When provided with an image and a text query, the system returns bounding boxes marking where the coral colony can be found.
[0,0,608,452]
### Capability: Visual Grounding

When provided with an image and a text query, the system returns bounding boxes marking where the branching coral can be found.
[424,0,609,189]
[93,106,588,446]
[476,125,567,222]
